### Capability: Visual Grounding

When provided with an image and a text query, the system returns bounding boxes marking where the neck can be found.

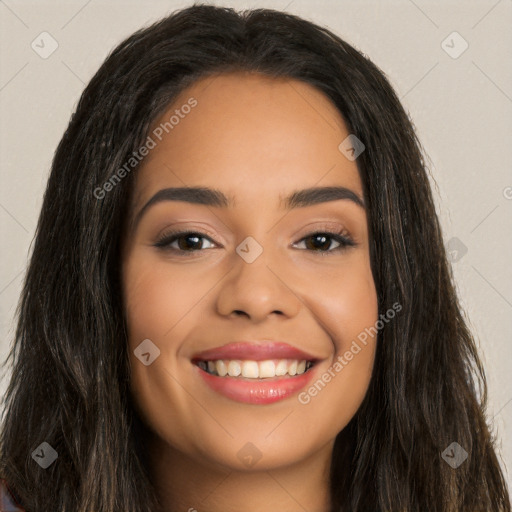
[146,430,333,512]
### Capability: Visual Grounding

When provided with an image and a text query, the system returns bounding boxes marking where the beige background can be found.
[1,0,511,489]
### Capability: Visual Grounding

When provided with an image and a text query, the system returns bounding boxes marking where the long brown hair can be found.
[1,4,510,511]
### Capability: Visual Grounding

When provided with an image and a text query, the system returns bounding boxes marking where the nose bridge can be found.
[216,236,300,321]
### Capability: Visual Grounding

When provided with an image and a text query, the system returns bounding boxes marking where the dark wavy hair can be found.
[0,4,510,511]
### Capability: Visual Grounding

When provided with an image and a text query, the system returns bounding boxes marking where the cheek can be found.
[122,256,206,444]
[293,256,378,418]
[297,254,378,352]
[324,266,378,350]
[123,246,379,445]
[323,261,378,383]
[122,255,213,346]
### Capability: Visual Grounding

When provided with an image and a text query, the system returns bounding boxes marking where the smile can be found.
[195,358,315,378]
[191,340,321,404]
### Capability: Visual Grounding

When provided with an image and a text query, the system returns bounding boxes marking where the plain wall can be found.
[1,0,511,489]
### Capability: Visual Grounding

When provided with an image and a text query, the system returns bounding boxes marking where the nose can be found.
[215,249,301,323]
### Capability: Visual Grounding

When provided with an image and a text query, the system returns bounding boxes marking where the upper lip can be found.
[192,341,319,362]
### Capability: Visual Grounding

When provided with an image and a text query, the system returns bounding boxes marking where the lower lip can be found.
[194,363,317,405]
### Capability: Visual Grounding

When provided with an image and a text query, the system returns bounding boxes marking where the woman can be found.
[0,4,510,511]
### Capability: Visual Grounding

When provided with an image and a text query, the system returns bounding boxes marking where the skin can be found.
[121,71,378,512]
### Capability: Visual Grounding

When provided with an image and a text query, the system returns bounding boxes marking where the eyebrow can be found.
[132,185,365,229]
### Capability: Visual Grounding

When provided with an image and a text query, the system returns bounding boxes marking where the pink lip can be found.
[192,341,318,362]
[191,341,320,405]
[194,363,318,405]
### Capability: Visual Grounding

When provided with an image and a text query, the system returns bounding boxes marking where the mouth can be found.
[193,358,317,379]
[191,356,321,405]
[190,341,322,404]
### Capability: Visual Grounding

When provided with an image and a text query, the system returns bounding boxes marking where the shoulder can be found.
[0,478,26,511]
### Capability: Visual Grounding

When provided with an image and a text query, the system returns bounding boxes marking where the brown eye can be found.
[294,231,356,253]
[154,231,216,252]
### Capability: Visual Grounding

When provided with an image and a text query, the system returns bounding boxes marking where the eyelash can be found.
[154,227,356,256]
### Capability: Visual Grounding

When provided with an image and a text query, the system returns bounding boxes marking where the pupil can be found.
[179,235,201,250]
[308,234,329,251]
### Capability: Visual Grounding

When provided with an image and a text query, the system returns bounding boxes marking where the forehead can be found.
[133,71,363,208]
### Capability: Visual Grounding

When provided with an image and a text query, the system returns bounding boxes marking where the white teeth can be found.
[198,359,313,378]
[259,360,276,378]
[216,360,228,376]
[275,360,288,376]
[227,360,241,377]
[241,361,259,378]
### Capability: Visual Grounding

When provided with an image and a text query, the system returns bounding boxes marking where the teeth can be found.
[259,360,275,378]
[275,360,288,376]
[227,360,241,377]
[216,360,228,377]
[197,359,314,378]
[241,361,259,378]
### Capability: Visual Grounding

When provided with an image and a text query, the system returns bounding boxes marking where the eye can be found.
[293,230,356,253]
[154,230,218,253]
[153,228,356,255]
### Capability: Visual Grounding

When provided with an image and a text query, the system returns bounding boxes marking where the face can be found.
[121,71,378,472]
